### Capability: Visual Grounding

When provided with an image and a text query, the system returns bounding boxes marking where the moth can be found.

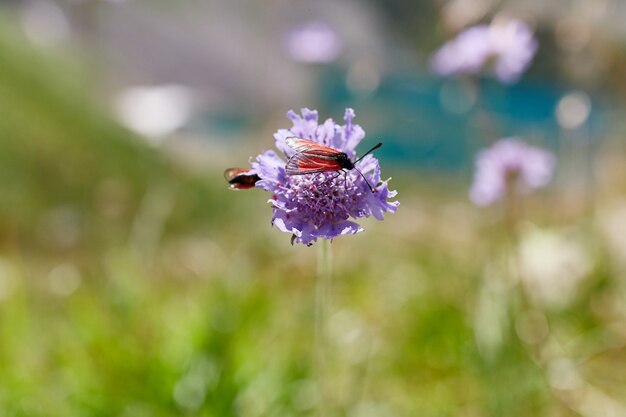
[285,137,382,191]
[223,168,260,190]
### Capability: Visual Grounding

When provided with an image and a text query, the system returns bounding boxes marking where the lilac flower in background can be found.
[470,138,555,206]
[490,20,539,83]
[431,19,538,83]
[248,108,398,246]
[283,22,342,64]
[431,25,493,76]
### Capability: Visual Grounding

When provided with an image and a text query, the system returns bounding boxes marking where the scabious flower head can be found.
[430,19,538,84]
[470,138,555,206]
[248,108,398,246]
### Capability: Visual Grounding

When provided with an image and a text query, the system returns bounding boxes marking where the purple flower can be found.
[283,22,342,64]
[430,19,538,83]
[248,108,399,246]
[470,138,555,206]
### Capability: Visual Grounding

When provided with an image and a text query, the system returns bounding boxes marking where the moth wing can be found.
[285,137,340,157]
[224,168,250,182]
[228,182,257,190]
[285,152,342,175]
[224,168,259,189]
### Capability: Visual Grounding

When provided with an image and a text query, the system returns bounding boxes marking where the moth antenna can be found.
[353,142,382,165]
[354,167,376,193]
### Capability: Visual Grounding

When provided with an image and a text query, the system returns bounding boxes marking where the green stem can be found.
[315,239,332,416]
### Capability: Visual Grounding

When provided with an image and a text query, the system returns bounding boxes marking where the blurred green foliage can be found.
[1,15,626,417]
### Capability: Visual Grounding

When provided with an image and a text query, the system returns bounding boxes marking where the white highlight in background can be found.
[556,91,591,130]
[115,85,195,142]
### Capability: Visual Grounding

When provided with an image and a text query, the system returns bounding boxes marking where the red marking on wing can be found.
[285,153,342,175]
[285,137,342,175]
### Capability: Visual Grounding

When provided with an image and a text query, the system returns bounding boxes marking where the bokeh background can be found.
[1,0,626,415]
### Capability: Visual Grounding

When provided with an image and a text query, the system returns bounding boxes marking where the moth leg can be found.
[330,171,342,179]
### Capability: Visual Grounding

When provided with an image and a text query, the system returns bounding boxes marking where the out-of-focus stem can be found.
[315,239,332,416]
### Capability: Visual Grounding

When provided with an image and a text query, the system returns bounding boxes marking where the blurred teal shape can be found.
[318,67,602,172]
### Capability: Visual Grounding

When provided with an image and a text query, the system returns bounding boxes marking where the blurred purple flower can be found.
[248,108,398,246]
[470,138,555,206]
[431,19,538,83]
[283,22,342,63]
